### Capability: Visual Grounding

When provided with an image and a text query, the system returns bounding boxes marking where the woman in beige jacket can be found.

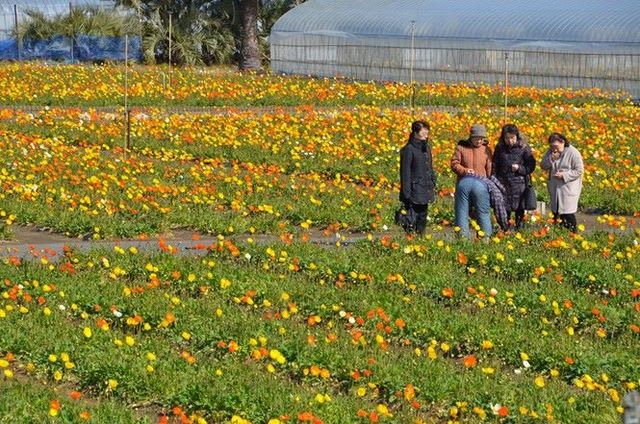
[540,132,583,231]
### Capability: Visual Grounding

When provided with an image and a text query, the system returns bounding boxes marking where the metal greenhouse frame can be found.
[270,0,640,98]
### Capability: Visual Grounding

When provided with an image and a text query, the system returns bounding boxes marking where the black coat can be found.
[400,137,437,205]
[492,140,536,210]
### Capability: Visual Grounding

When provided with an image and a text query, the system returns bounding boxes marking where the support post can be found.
[69,2,74,62]
[125,108,131,152]
[409,20,416,114]
[124,35,130,156]
[168,14,172,89]
[14,4,21,60]
[503,52,509,122]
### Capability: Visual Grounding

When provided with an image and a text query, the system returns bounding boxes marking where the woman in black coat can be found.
[492,124,536,230]
[399,120,437,234]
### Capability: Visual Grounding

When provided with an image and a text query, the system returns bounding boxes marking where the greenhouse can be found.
[270,0,640,97]
[0,0,139,61]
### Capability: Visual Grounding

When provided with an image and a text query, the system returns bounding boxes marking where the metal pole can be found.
[124,35,130,156]
[409,20,416,113]
[504,52,509,122]
[69,2,74,62]
[125,108,131,152]
[137,2,143,63]
[14,5,21,60]
[124,35,128,115]
[168,14,172,89]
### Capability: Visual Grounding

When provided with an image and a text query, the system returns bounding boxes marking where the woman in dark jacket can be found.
[492,124,536,230]
[399,120,437,234]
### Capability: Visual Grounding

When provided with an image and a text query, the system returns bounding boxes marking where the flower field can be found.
[0,63,639,423]
[0,104,638,238]
[1,229,640,423]
[0,63,631,108]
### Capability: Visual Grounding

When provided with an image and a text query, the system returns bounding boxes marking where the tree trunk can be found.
[238,0,262,71]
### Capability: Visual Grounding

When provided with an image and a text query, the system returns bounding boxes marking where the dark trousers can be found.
[405,202,428,235]
[511,208,525,228]
[553,212,577,232]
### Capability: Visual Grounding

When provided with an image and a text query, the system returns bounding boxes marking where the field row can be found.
[1,228,639,422]
[0,104,638,238]
[0,63,631,107]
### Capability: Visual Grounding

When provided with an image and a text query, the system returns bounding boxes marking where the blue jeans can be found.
[454,177,492,239]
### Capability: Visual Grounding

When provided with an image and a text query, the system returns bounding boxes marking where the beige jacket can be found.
[540,145,583,214]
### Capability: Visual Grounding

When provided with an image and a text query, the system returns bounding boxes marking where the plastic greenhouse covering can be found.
[270,0,640,97]
[0,0,139,61]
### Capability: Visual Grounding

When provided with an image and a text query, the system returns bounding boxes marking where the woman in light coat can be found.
[540,132,583,231]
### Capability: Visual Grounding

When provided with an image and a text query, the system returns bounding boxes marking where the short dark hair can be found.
[548,132,570,147]
[411,120,430,134]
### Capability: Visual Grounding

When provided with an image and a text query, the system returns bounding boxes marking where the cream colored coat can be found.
[540,145,583,214]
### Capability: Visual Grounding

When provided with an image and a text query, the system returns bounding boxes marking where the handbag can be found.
[523,175,537,211]
[394,204,416,232]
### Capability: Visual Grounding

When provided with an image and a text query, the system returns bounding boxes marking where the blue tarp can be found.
[75,35,142,61]
[23,36,71,60]
[0,38,17,59]
[0,35,141,61]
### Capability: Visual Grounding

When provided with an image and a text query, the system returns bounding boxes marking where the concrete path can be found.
[0,226,373,263]
[1,210,637,263]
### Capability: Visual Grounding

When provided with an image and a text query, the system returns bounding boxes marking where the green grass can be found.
[0,380,151,423]
[1,227,638,422]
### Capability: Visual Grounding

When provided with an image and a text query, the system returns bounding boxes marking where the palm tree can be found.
[225,0,304,70]
[15,6,141,42]
[238,0,261,70]
[116,0,235,64]
[114,0,303,66]
[14,10,56,42]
